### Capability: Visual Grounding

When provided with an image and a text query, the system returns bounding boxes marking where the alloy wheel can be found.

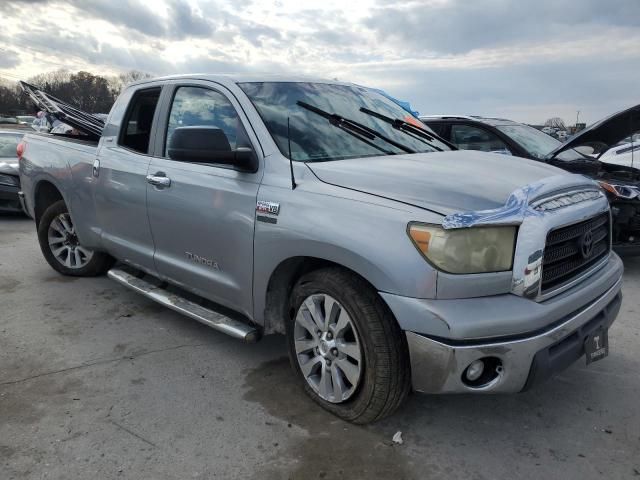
[47,213,94,269]
[294,294,363,403]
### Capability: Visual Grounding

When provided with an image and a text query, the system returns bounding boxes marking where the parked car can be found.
[599,137,639,169]
[0,116,19,125]
[556,130,568,140]
[16,115,37,125]
[18,76,623,423]
[422,109,640,255]
[542,126,555,135]
[0,128,27,213]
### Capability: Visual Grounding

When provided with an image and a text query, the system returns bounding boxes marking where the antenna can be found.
[630,113,635,175]
[287,117,297,190]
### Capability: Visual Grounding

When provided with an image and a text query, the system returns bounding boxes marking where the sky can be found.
[0,0,639,124]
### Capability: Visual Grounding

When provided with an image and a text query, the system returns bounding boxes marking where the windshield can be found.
[0,133,22,157]
[239,82,450,162]
[495,124,562,159]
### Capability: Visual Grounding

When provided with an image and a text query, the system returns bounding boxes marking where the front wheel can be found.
[287,267,411,424]
[37,200,114,276]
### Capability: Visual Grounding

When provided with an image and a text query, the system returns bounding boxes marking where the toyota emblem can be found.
[580,230,594,258]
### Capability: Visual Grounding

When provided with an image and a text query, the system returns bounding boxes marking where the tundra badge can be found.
[185,252,220,270]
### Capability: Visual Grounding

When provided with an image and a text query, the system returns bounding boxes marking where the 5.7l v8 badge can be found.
[256,200,280,215]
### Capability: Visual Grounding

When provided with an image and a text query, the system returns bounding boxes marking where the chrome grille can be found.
[541,213,610,293]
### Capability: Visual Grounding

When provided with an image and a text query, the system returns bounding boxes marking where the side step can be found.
[107,268,259,343]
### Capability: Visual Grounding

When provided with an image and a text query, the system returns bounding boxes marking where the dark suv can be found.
[422,109,640,255]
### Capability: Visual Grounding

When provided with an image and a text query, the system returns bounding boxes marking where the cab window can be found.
[165,86,242,157]
[450,124,510,154]
[119,88,161,154]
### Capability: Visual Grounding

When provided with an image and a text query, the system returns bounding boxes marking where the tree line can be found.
[0,70,152,115]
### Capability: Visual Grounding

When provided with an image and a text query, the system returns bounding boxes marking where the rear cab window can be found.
[118,88,162,154]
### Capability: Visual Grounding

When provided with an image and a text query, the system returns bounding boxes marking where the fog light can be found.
[465,360,485,381]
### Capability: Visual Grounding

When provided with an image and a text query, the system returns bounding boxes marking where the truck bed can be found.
[27,131,99,148]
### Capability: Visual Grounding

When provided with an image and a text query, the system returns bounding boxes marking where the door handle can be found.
[92,158,100,177]
[146,174,171,187]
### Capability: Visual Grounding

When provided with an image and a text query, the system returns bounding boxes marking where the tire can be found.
[287,267,411,424]
[37,200,114,276]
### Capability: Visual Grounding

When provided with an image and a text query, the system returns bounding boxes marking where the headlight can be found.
[0,173,19,187]
[408,223,517,274]
[598,181,639,199]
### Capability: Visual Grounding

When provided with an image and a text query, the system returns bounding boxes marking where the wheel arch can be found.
[258,254,394,335]
[33,179,66,227]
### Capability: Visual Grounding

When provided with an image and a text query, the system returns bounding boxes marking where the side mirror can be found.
[167,126,258,172]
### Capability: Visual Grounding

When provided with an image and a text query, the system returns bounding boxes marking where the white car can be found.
[556,130,568,140]
[599,140,640,168]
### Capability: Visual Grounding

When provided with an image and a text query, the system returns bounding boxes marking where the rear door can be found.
[145,81,263,318]
[94,86,162,272]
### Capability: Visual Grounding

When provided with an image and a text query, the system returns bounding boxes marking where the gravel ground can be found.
[1,216,639,480]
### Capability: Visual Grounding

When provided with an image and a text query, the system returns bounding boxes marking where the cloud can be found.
[69,0,167,37]
[353,54,640,124]
[364,0,640,55]
[0,0,49,13]
[0,49,20,69]
[167,0,214,38]
[0,0,638,125]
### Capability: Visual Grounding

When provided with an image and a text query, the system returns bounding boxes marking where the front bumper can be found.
[404,276,622,394]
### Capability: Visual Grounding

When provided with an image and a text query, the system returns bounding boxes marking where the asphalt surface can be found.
[1,216,639,480]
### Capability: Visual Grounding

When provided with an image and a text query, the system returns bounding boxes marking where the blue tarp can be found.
[371,88,420,117]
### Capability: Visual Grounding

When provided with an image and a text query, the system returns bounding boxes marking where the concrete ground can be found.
[1,216,639,480]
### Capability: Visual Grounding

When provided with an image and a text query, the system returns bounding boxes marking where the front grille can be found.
[541,212,610,293]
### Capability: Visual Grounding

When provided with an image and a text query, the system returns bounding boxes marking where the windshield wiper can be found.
[297,101,415,154]
[359,107,455,151]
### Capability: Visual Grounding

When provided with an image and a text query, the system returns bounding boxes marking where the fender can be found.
[252,181,442,329]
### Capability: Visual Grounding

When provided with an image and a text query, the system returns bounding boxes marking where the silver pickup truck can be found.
[18,75,623,423]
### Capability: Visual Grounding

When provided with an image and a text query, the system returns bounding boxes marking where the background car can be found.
[421,110,640,254]
[0,128,27,213]
[16,115,37,125]
[598,134,639,169]
[0,116,19,125]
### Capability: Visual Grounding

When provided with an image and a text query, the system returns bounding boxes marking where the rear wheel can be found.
[37,200,114,276]
[287,267,411,424]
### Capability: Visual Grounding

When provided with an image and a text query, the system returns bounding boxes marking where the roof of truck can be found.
[128,73,350,88]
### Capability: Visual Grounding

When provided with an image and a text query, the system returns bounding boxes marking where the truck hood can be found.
[307,151,568,216]
[547,103,640,160]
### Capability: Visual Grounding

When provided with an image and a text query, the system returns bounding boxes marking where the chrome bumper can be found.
[17,191,31,217]
[407,275,623,394]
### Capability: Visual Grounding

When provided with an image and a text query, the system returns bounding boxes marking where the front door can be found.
[94,87,162,273]
[146,83,262,318]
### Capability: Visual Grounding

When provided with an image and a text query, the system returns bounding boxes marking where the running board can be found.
[107,268,259,343]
